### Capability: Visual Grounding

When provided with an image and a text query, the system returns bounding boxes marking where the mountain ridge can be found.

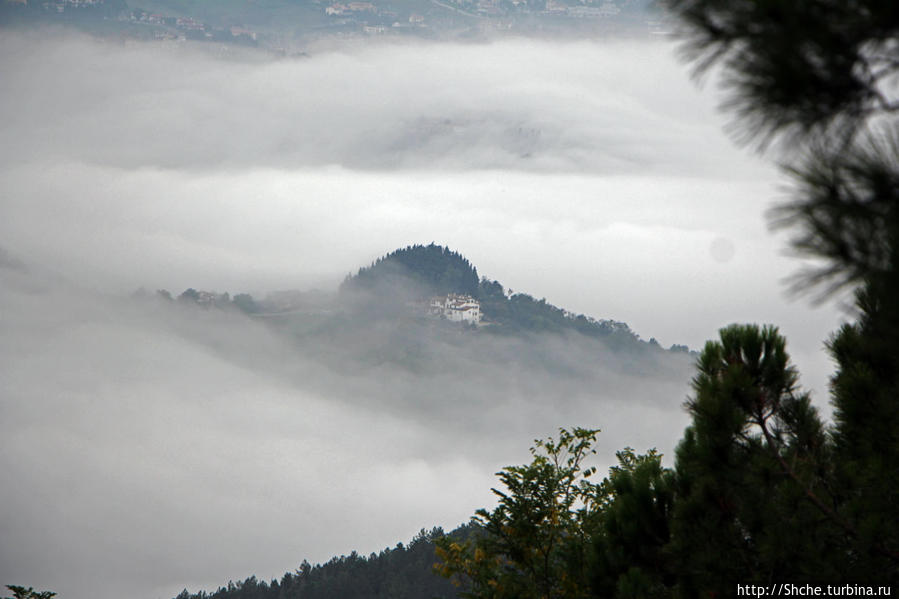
[167,243,691,354]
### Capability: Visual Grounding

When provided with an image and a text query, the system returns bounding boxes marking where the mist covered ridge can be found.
[161,243,692,382]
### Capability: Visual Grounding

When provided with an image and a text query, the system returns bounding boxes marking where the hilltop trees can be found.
[341,244,480,299]
[339,244,650,350]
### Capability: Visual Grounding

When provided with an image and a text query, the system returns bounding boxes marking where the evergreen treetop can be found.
[340,243,480,299]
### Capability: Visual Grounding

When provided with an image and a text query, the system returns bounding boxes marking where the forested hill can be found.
[174,528,466,599]
[339,244,685,353]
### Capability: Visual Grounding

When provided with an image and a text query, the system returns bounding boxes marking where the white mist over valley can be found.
[0,30,845,599]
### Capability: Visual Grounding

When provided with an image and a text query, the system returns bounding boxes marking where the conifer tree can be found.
[668,325,842,595]
[589,449,675,598]
[665,0,899,586]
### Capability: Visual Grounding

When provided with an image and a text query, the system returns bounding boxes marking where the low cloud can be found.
[0,31,763,176]
[0,266,692,599]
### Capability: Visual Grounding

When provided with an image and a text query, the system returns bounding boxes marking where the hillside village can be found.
[152,286,485,325]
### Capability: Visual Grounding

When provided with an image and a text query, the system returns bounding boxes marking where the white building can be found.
[429,293,481,325]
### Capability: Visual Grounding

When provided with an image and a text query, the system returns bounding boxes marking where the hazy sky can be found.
[0,30,848,599]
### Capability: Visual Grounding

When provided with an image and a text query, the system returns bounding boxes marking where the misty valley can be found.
[135,246,696,599]
[154,244,690,374]
[2,2,897,597]
[1,240,696,598]
[126,244,695,447]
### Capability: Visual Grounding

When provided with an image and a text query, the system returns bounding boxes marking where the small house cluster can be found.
[428,294,481,325]
[26,0,103,10]
[325,1,376,15]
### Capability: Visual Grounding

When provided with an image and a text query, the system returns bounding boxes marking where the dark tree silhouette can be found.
[665,0,899,587]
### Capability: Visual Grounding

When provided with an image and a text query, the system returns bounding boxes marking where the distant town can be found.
[1,0,668,52]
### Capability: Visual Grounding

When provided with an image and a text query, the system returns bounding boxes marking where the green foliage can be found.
[668,325,844,595]
[476,278,643,350]
[435,428,602,599]
[174,528,459,599]
[435,430,684,599]
[590,449,675,599]
[444,323,895,598]
[341,244,480,299]
[655,322,897,594]
[826,281,899,579]
[4,587,56,599]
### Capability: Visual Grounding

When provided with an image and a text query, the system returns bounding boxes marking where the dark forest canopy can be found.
[341,244,480,299]
[173,528,466,599]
